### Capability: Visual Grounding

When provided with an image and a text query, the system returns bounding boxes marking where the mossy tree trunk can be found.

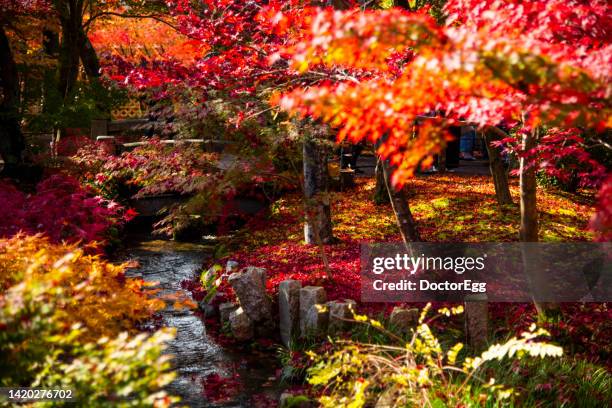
[373,157,390,205]
[484,126,513,206]
[303,124,334,245]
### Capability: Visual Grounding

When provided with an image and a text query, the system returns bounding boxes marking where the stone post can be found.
[465,293,488,351]
[389,307,419,334]
[279,280,302,348]
[229,307,254,341]
[327,300,356,334]
[303,304,329,337]
[299,286,326,336]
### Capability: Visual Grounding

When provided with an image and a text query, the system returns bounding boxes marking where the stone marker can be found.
[327,300,356,334]
[389,307,419,333]
[228,267,271,323]
[219,302,238,324]
[465,294,488,351]
[303,304,329,337]
[279,393,292,408]
[229,307,254,341]
[299,286,326,335]
[279,280,302,347]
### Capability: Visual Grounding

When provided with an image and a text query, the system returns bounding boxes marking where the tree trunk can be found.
[375,134,421,243]
[58,2,84,101]
[0,26,25,171]
[519,128,538,242]
[519,126,560,319]
[303,126,334,245]
[79,30,100,80]
[373,157,390,204]
[464,294,488,352]
[381,159,421,243]
[80,27,110,120]
[484,126,513,206]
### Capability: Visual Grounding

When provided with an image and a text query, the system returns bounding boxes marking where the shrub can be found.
[0,174,132,247]
[71,139,222,200]
[481,358,612,407]
[71,139,285,237]
[0,235,176,406]
[0,235,165,340]
[306,305,563,407]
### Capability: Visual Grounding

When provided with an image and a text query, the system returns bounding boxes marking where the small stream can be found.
[119,237,282,407]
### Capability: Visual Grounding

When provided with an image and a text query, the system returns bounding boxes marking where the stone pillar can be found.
[465,294,488,351]
[327,300,356,334]
[303,304,329,337]
[299,286,326,336]
[279,280,302,348]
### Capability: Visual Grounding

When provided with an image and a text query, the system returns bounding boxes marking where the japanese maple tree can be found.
[275,0,610,242]
[91,0,371,248]
[91,0,610,247]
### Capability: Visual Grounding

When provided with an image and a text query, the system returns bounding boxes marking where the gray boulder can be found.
[219,302,238,324]
[228,267,272,323]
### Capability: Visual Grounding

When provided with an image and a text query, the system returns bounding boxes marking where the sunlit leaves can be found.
[277,0,611,187]
[0,235,178,405]
[0,235,165,340]
[307,304,563,407]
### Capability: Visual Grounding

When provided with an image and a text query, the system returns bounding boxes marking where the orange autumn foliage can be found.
[0,235,165,340]
[90,17,205,65]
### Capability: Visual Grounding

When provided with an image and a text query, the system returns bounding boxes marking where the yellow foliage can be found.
[0,235,165,340]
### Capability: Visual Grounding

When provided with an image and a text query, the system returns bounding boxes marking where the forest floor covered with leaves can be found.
[224,173,595,297]
[205,173,610,369]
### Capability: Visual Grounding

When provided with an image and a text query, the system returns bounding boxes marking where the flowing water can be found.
[120,238,282,407]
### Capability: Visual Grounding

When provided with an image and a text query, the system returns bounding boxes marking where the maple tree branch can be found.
[591,137,612,151]
[83,12,183,35]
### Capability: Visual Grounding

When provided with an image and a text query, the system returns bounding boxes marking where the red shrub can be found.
[0,174,132,247]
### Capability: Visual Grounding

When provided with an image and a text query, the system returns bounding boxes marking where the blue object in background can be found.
[460,126,476,153]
